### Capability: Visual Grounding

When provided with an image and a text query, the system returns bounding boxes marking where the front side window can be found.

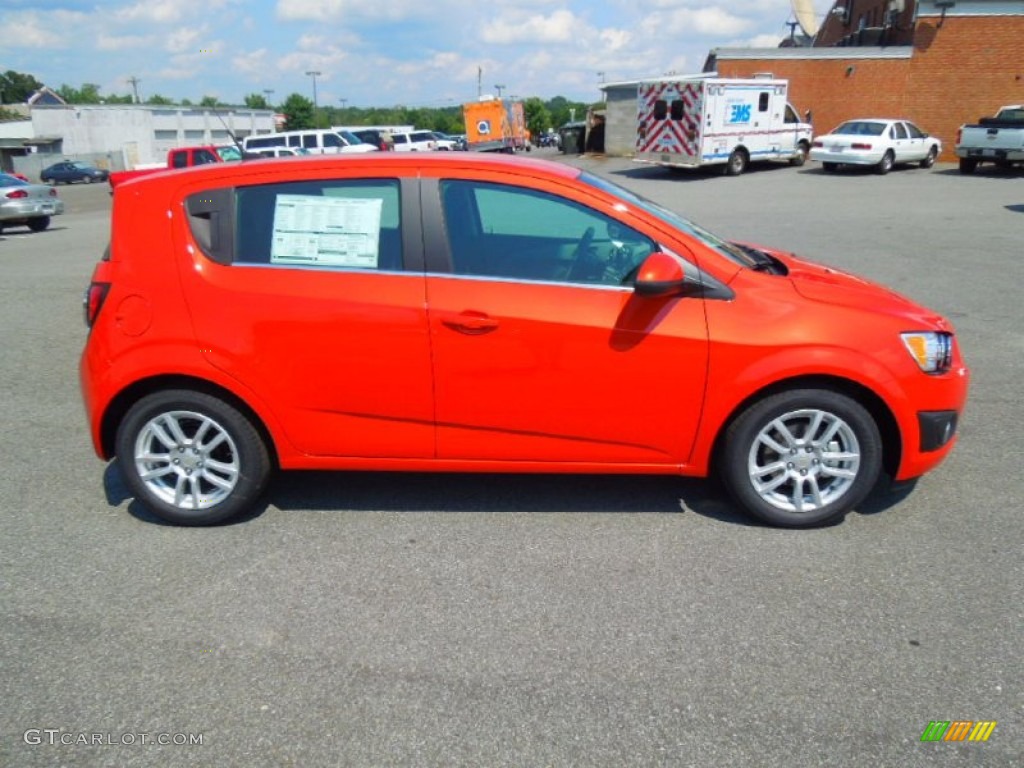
[302,134,318,149]
[193,150,218,165]
[905,122,925,139]
[322,133,343,148]
[440,180,656,286]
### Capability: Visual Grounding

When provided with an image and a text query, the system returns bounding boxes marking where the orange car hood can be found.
[769,250,952,331]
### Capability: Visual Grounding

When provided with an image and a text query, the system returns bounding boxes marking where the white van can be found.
[244,129,378,155]
[635,76,812,175]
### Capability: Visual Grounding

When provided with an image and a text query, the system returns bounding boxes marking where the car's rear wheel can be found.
[27,217,50,232]
[920,146,938,168]
[876,151,895,175]
[822,162,838,172]
[116,390,272,526]
[83,175,93,184]
[725,149,748,176]
[720,389,883,527]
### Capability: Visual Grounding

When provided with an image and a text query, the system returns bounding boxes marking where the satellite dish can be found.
[791,0,820,36]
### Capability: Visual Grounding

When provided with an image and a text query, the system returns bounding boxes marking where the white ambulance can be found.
[635,76,813,175]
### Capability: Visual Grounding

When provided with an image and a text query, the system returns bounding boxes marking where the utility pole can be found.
[494,84,505,99]
[306,70,321,126]
[262,89,274,107]
[126,76,141,104]
[477,66,482,98]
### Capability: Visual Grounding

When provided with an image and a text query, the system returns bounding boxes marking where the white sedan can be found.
[810,119,941,174]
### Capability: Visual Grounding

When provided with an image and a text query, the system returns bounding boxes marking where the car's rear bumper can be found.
[809,149,883,166]
[0,199,64,221]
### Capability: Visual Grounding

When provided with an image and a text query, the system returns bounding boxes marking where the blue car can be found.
[40,161,109,185]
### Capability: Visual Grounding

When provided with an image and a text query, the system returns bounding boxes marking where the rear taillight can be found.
[955,127,962,145]
[851,142,872,150]
[83,283,110,327]
[812,140,823,147]
[5,189,28,199]
[49,188,57,197]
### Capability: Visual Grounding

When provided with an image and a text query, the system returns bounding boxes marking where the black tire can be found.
[790,142,809,167]
[83,175,93,184]
[920,146,938,169]
[115,389,272,526]
[823,162,838,173]
[725,149,748,176]
[958,158,977,175]
[27,217,50,232]
[719,388,883,528]
[876,150,894,175]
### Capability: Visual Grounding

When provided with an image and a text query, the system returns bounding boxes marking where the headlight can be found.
[901,332,953,373]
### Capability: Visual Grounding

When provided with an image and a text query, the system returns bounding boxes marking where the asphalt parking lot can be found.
[1,154,1021,767]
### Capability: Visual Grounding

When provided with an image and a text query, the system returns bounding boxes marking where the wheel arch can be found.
[100,374,280,469]
[709,374,901,480]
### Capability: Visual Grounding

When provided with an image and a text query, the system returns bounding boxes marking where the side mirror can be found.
[633,252,693,297]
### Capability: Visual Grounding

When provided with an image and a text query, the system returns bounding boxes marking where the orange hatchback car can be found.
[80,154,968,527]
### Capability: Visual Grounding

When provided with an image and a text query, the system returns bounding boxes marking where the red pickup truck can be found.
[108,145,245,190]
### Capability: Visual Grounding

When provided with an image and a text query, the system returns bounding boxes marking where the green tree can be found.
[57,83,102,104]
[523,97,551,140]
[199,95,221,107]
[145,94,175,105]
[280,92,315,130]
[0,70,43,104]
[243,92,270,109]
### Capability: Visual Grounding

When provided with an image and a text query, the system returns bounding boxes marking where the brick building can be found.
[708,0,1024,160]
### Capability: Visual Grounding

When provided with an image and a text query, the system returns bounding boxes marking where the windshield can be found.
[579,171,761,269]
[216,145,243,161]
[337,130,363,145]
[832,121,887,136]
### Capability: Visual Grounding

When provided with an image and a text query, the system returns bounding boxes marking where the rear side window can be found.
[669,100,685,120]
[322,133,343,148]
[758,92,769,112]
[231,179,404,271]
[653,100,668,120]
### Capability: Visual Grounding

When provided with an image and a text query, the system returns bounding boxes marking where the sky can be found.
[1,0,832,108]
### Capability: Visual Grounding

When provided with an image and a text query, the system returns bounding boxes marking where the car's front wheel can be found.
[116,390,272,526]
[720,389,883,527]
[920,146,938,168]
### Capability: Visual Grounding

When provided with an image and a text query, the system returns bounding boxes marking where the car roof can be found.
[117,152,583,189]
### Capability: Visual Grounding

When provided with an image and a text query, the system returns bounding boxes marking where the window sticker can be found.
[270,194,382,267]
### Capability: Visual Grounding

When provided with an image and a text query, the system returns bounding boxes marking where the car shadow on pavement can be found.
[265,471,762,525]
[105,460,907,528]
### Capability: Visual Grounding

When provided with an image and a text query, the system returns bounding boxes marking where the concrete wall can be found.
[604,87,639,157]
[29,106,275,168]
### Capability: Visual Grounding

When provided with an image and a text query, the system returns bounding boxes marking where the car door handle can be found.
[441,312,499,335]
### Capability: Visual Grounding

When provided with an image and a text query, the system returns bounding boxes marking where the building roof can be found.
[710,46,914,61]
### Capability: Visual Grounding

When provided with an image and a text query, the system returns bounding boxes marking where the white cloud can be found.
[232,49,269,78]
[482,10,578,44]
[276,0,429,22]
[115,0,234,23]
[640,7,754,38]
[5,11,82,48]
[165,27,208,54]
[97,33,152,51]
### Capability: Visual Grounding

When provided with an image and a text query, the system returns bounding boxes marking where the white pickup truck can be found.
[955,105,1024,174]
